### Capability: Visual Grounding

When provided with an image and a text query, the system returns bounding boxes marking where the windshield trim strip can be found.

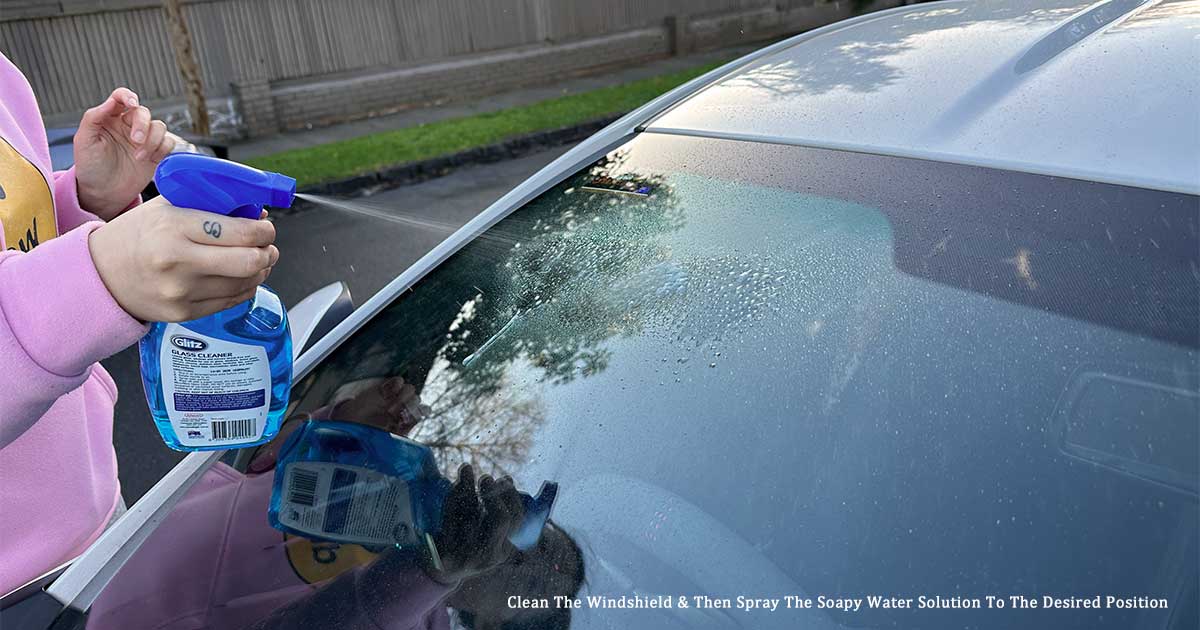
[641,126,1200,196]
[44,450,223,613]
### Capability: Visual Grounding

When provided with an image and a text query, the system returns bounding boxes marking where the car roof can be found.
[646,0,1200,195]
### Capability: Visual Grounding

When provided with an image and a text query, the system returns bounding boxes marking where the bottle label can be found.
[277,462,418,547]
[160,323,270,447]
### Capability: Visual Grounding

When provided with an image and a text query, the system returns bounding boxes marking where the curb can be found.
[283,113,623,210]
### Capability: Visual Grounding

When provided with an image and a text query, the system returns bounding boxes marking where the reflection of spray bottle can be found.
[139,153,296,451]
[267,419,558,552]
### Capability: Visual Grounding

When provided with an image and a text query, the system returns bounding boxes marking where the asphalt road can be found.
[104,146,571,501]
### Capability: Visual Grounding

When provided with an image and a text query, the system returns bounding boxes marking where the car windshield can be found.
[90,134,1198,630]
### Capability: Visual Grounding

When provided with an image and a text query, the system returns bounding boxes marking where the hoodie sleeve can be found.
[52,166,143,232]
[51,166,100,232]
[244,549,455,630]
[0,221,147,446]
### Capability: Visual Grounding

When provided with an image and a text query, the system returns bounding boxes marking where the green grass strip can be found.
[246,60,729,186]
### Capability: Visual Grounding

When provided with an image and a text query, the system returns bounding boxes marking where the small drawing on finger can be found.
[203,220,222,239]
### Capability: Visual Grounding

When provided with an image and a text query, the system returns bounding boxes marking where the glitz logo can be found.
[170,335,208,352]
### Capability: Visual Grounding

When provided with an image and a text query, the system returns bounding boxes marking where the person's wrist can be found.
[87,224,142,323]
[77,181,122,222]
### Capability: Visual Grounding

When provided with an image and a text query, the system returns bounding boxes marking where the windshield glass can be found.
[90,134,1198,630]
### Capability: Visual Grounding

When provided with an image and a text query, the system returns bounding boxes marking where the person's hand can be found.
[74,87,179,221]
[246,377,429,473]
[329,377,430,435]
[89,195,278,323]
[425,465,524,585]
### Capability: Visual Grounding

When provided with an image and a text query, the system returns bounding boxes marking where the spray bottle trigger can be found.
[230,203,265,220]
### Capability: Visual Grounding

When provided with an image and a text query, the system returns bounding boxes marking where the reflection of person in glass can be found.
[451,521,584,630]
[87,376,583,630]
[251,376,585,629]
[250,464,585,629]
[247,376,431,474]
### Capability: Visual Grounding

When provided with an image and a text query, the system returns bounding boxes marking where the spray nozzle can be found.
[154,153,296,220]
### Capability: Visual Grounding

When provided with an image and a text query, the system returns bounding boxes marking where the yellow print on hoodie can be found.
[0,136,58,252]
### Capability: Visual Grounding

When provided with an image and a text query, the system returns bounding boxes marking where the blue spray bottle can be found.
[139,153,297,451]
[268,420,558,553]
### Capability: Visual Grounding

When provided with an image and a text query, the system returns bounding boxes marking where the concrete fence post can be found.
[666,14,691,56]
[231,78,278,138]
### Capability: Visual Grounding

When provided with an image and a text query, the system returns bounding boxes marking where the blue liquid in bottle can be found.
[139,286,292,451]
[268,420,557,551]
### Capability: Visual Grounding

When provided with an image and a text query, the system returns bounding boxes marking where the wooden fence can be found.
[0,0,824,116]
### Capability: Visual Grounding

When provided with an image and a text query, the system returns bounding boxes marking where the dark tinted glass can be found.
[288,134,1198,629]
[97,135,1196,630]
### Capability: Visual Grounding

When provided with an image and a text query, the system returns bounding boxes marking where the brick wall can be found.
[687,0,871,52]
[231,79,277,138]
[269,27,671,133]
[243,0,907,137]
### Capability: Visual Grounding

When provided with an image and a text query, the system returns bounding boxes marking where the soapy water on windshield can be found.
[296,192,763,362]
[298,189,773,374]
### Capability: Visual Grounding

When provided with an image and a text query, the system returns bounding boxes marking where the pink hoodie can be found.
[87,463,453,630]
[0,53,148,595]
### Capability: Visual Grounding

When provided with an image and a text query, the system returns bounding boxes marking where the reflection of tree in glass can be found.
[436,149,685,394]
[408,365,546,476]
[394,150,687,473]
[291,150,686,475]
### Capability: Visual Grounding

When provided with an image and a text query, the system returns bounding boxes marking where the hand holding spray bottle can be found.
[139,153,558,551]
[139,153,296,451]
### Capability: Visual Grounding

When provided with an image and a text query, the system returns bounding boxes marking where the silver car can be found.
[9,0,1198,628]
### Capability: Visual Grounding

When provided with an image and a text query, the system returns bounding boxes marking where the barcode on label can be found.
[288,468,319,507]
[211,418,255,441]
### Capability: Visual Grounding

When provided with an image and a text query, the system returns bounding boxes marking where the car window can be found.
[88,135,1198,630]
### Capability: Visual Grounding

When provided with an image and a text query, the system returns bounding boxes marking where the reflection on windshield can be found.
[92,135,1197,630]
